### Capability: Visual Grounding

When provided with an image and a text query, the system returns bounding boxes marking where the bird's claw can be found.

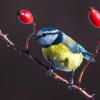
[47,69,53,76]
[67,82,73,90]
[67,79,74,90]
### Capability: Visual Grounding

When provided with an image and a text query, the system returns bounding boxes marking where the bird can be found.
[33,27,95,89]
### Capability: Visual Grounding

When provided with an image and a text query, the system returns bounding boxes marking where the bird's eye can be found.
[42,33,47,37]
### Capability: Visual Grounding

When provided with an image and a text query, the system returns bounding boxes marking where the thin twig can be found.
[0,30,95,100]
[78,40,100,85]
[25,23,36,49]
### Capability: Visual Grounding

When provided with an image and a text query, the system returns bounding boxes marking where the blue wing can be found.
[62,32,95,62]
[68,43,95,62]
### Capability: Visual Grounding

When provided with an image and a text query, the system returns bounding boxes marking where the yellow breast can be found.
[42,43,83,71]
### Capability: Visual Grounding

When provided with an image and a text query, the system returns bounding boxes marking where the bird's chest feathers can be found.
[42,43,83,71]
[42,44,71,62]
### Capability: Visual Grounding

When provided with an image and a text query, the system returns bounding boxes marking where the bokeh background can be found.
[0,0,100,100]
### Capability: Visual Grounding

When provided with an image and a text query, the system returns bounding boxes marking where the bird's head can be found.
[33,27,63,47]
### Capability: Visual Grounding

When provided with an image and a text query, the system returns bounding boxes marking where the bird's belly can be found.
[42,44,83,71]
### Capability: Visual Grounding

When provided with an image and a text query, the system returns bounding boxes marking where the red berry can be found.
[88,7,100,28]
[17,9,34,24]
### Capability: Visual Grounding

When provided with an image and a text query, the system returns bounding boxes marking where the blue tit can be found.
[33,27,95,88]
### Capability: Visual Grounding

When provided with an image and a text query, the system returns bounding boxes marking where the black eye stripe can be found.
[42,33,47,36]
[38,32,58,39]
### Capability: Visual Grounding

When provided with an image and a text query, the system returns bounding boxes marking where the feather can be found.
[42,43,83,72]
[62,34,95,62]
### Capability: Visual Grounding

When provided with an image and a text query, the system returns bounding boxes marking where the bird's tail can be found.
[82,52,95,62]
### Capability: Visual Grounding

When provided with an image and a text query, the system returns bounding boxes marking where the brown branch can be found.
[25,23,36,49]
[0,30,95,100]
[78,40,100,85]
[51,72,95,100]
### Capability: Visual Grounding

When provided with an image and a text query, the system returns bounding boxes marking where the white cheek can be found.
[46,34,58,42]
[39,34,58,46]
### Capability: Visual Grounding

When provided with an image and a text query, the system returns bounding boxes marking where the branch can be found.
[0,30,95,100]
[78,40,100,85]
[25,23,37,49]
[51,73,95,100]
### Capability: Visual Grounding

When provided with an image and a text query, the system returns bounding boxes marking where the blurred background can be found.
[0,0,100,100]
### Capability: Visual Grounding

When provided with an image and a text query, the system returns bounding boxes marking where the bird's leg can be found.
[47,67,54,76]
[47,60,55,76]
[67,70,75,90]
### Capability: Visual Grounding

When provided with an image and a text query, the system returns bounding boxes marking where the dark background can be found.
[0,0,100,100]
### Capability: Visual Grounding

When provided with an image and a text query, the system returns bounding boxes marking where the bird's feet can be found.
[47,68,53,76]
[67,78,74,90]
